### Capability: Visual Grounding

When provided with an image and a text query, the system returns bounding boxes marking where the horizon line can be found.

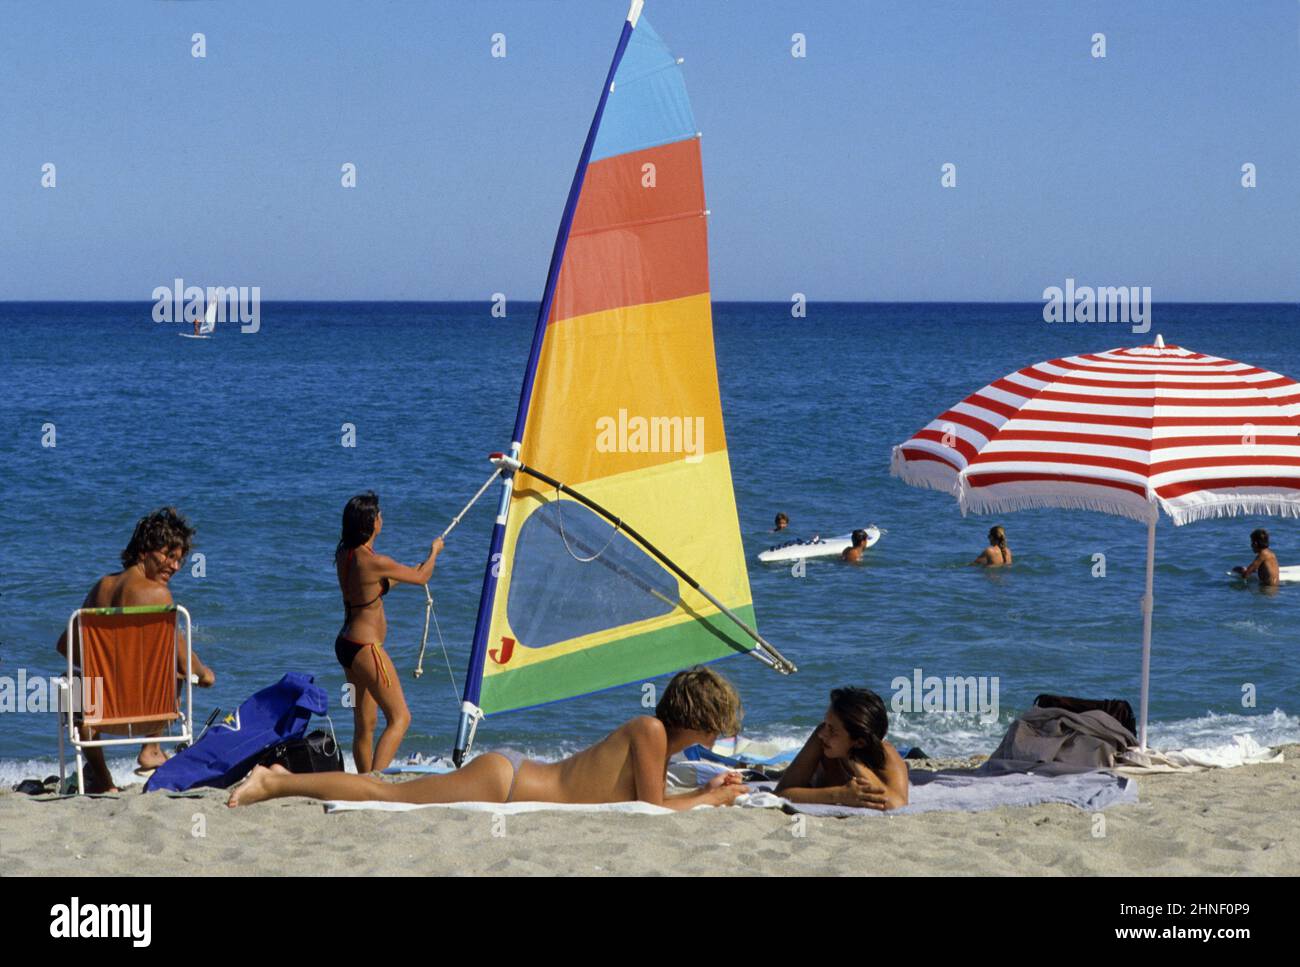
[3,299,1297,307]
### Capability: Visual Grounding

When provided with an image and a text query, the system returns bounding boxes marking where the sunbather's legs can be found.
[345,646,410,773]
[227,754,514,807]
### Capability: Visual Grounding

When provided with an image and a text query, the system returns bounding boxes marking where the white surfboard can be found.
[757,526,881,563]
[179,299,217,338]
[1227,564,1300,584]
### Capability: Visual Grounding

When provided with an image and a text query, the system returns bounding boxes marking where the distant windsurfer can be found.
[54,508,217,792]
[334,492,443,773]
[1233,528,1278,587]
[229,666,749,809]
[840,529,870,562]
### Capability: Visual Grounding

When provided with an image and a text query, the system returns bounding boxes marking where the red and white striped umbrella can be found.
[891,334,1300,748]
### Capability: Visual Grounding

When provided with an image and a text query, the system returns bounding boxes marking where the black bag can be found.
[258,727,343,774]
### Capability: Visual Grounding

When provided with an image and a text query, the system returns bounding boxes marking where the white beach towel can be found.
[324,799,675,815]
[1116,734,1283,774]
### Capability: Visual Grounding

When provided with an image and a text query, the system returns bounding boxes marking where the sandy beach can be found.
[3,746,1294,876]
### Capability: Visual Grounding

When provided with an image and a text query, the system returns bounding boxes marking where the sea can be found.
[2,301,1297,786]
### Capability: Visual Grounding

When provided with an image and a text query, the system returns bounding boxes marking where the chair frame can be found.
[56,604,194,795]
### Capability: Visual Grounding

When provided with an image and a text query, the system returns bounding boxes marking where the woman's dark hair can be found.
[830,686,889,771]
[1251,528,1269,550]
[851,528,868,546]
[336,492,380,564]
[121,507,195,568]
[988,525,1007,548]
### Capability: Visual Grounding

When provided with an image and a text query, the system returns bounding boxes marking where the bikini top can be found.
[341,547,389,618]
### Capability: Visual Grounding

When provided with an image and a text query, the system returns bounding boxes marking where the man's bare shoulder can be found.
[122,573,173,607]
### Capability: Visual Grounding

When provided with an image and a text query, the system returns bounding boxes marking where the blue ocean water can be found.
[2,301,1298,784]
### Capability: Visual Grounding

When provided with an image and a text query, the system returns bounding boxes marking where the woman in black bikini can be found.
[335,492,443,773]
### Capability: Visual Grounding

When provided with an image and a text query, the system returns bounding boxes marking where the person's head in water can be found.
[1251,528,1270,552]
[655,665,743,742]
[336,491,382,564]
[851,529,868,548]
[774,512,788,531]
[820,687,888,772]
[120,507,195,582]
[988,525,1007,549]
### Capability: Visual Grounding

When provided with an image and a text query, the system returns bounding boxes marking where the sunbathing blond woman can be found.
[229,666,748,809]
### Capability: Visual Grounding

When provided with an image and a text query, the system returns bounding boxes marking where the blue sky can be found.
[1,0,1296,301]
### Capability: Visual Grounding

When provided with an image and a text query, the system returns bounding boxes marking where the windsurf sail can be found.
[199,299,217,335]
[453,0,793,764]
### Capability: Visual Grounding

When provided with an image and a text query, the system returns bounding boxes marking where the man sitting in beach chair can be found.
[55,508,216,792]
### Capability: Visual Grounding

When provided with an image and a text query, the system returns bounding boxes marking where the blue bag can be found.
[144,673,328,793]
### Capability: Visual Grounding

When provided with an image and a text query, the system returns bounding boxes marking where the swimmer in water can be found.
[972,525,1011,566]
[840,529,870,562]
[773,512,789,532]
[1233,528,1279,587]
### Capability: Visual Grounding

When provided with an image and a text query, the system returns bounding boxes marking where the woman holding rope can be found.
[334,492,443,773]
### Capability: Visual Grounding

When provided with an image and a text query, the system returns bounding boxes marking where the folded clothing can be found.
[986,706,1137,775]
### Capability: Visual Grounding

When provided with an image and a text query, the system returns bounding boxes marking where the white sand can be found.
[3,746,1296,876]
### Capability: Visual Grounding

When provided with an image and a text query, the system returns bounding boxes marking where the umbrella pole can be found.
[1139,513,1156,750]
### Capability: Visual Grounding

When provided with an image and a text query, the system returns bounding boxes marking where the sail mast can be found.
[454,2,642,766]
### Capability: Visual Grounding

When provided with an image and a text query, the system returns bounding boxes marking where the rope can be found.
[413,467,502,682]
[553,486,621,563]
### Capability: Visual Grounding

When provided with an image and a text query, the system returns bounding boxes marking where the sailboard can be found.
[757,527,882,563]
[453,0,794,764]
[178,299,217,339]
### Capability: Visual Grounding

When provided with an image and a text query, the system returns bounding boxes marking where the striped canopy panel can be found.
[470,16,755,716]
[891,340,1300,526]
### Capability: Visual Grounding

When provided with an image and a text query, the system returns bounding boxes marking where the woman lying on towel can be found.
[228,667,749,810]
[775,687,909,810]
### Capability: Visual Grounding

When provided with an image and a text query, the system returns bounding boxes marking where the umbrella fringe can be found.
[1165,497,1300,527]
[888,446,959,495]
[958,487,1158,524]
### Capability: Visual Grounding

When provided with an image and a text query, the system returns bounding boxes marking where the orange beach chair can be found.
[57,604,194,794]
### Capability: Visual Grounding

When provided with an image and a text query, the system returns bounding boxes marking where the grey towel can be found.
[983,706,1138,776]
